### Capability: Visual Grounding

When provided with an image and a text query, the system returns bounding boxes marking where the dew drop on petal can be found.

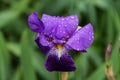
[71,16,74,19]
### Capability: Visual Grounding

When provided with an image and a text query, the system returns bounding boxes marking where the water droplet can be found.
[77,48,79,50]
[86,27,88,28]
[63,32,65,34]
[71,16,74,19]
[89,38,91,40]
[59,25,61,27]
[62,18,64,21]
[66,36,69,38]
[65,25,67,27]
[60,30,62,33]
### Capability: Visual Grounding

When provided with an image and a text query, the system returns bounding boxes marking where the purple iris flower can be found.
[28,12,94,72]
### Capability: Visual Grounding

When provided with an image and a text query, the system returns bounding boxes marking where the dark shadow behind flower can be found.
[28,12,94,72]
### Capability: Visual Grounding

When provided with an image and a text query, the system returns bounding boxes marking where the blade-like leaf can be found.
[12,67,21,80]
[87,64,105,80]
[33,52,57,80]
[0,32,10,80]
[21,30,37,80]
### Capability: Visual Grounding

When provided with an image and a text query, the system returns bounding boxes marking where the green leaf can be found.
[33,52,57,80]
[87,48,102,67]
[87,64,105,80]
[0,10,19,28]
[111,37,120,79]
[7,42,21,57]
[0,32,10,80]
[21,30,37,80]
[106,11,114,43]
[12,67,21,80]
[75,54,89,80]
[88,4,97,26]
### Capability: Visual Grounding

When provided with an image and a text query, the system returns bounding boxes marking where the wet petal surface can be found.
[41,14,78,39]
[65,23,94,51]
[40,33,53,48]
[28,12,44,32]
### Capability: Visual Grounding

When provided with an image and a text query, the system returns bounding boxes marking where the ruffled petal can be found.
[28,12,44,32]
[35,33,50,54]
[65,23,94,51]
[45,47,76,72]
[40,33,53,48]
[41,14,56,36]
[41,14,78,39]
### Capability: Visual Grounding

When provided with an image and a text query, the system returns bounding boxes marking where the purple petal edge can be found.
[28,12,44,32]
[65,23,94,51]
[41,14,78,40]
[45,52,76,72]
[35,33,50,54]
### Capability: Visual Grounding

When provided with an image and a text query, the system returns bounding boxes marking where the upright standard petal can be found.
[65,23,94,51]
[35,33,50,54]
[45,47,76,72]
[41,14,78,39]
[28,12,44,32]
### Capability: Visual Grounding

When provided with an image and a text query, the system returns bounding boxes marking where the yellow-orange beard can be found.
[57,44,63,58]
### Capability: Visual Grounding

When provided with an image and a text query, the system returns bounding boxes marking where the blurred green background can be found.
[0,0,120,80]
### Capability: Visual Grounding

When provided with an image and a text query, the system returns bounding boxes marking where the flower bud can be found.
[105,42,112,61]
[118,39,120,55]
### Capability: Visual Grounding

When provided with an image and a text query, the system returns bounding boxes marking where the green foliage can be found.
[0,32,10,80]
[0,0,120,80]
[21,30,37,80]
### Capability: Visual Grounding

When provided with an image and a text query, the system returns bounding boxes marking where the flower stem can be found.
[105,65,115,80]
[105,42,115,80]
[61,72,68,80]
[59,72,61,80]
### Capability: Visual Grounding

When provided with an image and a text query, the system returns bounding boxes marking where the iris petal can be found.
[40,33,53,48]
[28,12,44,32]
[45,47,76,72]
[41,14,78,40]
[35,33,50,54]
[65,23,94,51]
